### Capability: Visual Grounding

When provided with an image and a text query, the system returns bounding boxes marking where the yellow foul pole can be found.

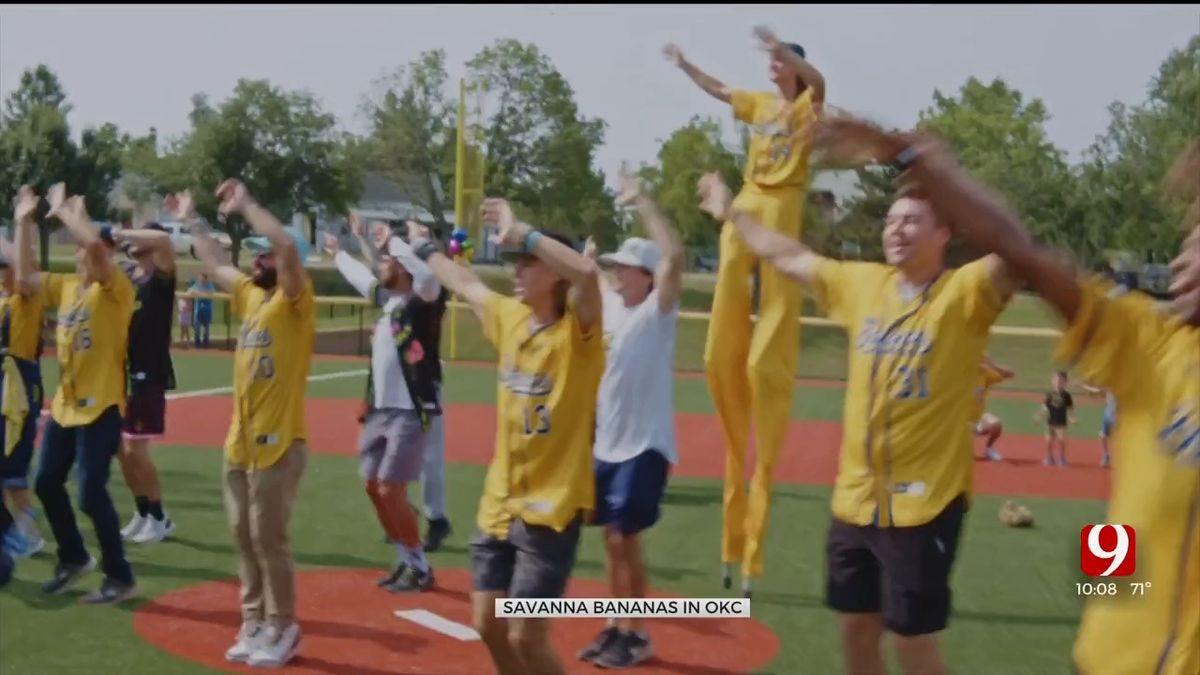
[449,78,467,360]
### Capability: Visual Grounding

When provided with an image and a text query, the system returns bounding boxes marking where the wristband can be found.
[893,145,920,172]
[522,229,543,254]
[413,239,441,262]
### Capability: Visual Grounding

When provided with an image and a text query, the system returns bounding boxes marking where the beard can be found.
[251,266,278,290]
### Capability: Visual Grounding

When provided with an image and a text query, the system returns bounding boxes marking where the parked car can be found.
[694,253,719,272]
[1139,264,1172,299]
[158,221,232,257]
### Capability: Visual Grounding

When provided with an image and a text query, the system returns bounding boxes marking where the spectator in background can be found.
[189,273,215,348]
[177,296,192,347]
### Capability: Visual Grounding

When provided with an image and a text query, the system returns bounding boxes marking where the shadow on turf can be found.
[170,536,386,571]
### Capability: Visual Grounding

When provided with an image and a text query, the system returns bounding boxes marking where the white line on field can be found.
[37,369,364,416]
[394,609,480,642]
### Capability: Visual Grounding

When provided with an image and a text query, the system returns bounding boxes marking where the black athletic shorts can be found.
[470,517,581,599]
[123,380,167,438]
[825,495,966,636]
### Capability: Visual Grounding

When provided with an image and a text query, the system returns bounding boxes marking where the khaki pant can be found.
[223,441,308,627]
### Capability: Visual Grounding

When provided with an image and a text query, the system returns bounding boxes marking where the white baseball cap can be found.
[599,237,661,273]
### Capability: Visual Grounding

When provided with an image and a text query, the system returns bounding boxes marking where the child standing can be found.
[177,296,192,346]
[1037,371,1075,467]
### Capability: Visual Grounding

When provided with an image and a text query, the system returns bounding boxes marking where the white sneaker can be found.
[225,620,267,663]
[121,515,148,541]
[984,447,1003,462]
[247,623,301,668]
[131,517,175,544]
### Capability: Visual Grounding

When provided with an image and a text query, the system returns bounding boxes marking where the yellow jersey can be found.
[477,293,604,539]
[1059,281,1199,675]
[0,288,45,362]
[225,276,315,469]
[731,88,818,189]
[45,272,134,427]
[812,258,1007,527]
[971,363,1007,422]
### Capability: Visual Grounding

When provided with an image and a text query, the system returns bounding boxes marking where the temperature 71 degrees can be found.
[1130,582,1152,595]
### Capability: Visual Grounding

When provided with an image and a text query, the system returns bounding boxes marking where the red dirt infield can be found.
[163,397,1109,501]
[133,568,779,675]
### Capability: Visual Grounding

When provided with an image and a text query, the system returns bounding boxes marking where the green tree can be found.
[638,116,742,251]
[917,77,1078,257]
[466,39,615,240]
[358,49,456,231]
[1075,34,1199,263]
[141,79,360,264]
[0,65,125,268]
[833,166,896,261]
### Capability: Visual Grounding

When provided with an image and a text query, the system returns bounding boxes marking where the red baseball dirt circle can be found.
[133,568,779,675]
[162,397,1111,501]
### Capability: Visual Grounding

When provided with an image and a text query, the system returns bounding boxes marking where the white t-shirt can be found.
[594,288,678,464]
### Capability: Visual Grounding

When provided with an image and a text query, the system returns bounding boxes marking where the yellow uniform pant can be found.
[704,184,803,579]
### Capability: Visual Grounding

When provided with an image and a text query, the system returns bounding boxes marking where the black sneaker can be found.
[576,626,620,662]
[387,565,434,593]
[41,557,97,595]
[594,631,653,669]
[81,577,138,605]
[377,562,407,588]
[423,518,452,552]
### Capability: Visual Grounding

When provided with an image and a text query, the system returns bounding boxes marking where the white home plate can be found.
[395,609,481,641]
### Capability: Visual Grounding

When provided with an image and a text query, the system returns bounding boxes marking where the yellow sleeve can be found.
[955,258,1005,332]
[730,90,760,124]
[480,292,516,349]
[288,279,315,319]
[41,273,66,308]
[1055,280,1171,396]
[811,259,880,326]
[229,274,255,319]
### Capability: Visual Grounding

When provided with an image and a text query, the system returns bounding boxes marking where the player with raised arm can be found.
[697,157,1017,675]
[113,221,178,544]
[412,198,603,675]
[179,183,315,668]
[19,184,138,604]
[820,118,1197,675]
[574,165,684,668]
[325,214,447,592]
[0,186,48,562]
[667,25,826,596]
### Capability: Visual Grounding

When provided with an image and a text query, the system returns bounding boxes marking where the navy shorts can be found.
[0,358,43,490]
[593,450,671,535]
[123,380,167,438]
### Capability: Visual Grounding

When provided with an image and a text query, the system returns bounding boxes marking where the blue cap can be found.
[243,226,311,263]
[785,42,806,59]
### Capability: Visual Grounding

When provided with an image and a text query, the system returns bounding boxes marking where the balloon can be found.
[448,239,462,257]
[462,238,475,249]
[452,228,468,242]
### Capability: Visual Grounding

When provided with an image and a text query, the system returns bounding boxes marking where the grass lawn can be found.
[2,351,1104,674]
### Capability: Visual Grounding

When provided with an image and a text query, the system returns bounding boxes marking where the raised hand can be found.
[370,221,391,251]
[14,185,39,223]
[812,114,910,168]
[753,25,781,54]
[348,210,365,238]
[583,236,598,261]
[322,233,340,257]
[46,183,68,219]
[214,179,252,216]
[615,163,642,207]
[482,198,530,247]
[165,190,197,221]
[663,43,685,67]
[697,172,733,222]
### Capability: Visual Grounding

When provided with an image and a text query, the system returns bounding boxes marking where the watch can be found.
[893,145,920,172]
[413,239,441,262]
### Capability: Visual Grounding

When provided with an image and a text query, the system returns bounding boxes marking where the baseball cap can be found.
[243,227,311,263]
[599,237,661,273]
[785,42,806,59]
[499,230,577,262]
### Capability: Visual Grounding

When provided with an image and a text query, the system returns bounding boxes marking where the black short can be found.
[470,517,581,599]
[123,382,167,437]
[825,495,966,636]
